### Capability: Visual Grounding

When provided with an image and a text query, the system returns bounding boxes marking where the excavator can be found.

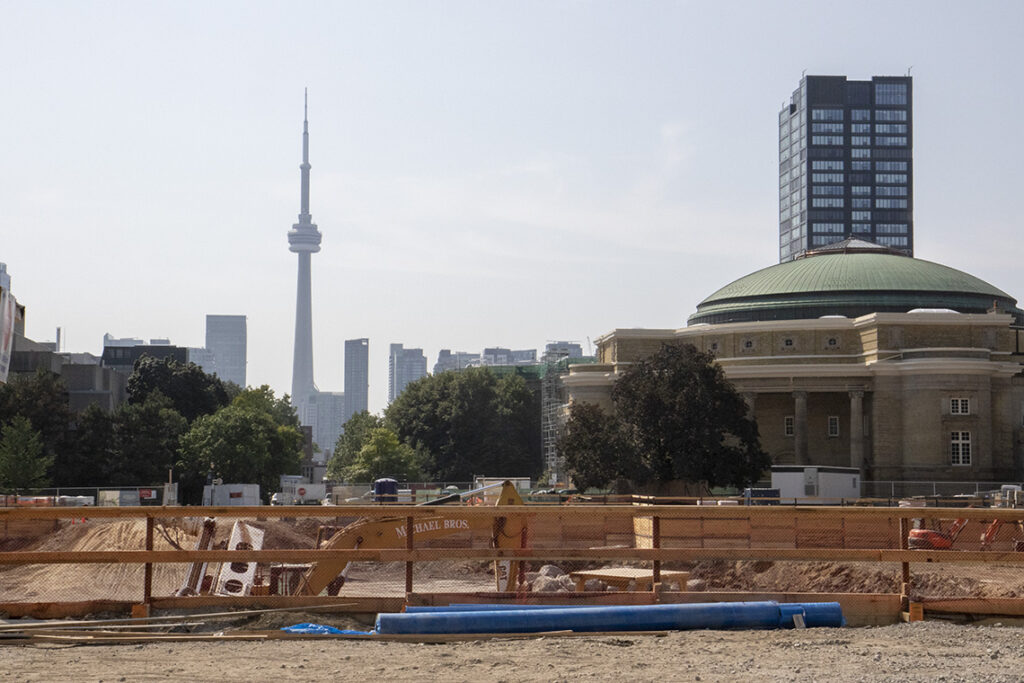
[296,480,529,596]
[908,514,1024,551]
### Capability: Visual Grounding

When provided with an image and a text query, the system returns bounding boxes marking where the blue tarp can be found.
[280,623,374,635]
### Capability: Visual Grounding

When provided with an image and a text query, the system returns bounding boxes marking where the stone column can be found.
[793,390,808,465]
[743,392,757,419]
[849,390,864,472]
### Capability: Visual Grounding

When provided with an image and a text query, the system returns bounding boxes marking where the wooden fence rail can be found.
[2,503,1023,624]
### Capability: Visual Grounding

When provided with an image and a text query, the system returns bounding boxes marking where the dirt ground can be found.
[1,621,1023,682]
[5,518,1024,681]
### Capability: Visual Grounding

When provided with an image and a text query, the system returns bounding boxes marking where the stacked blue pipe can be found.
[377,601,843,635]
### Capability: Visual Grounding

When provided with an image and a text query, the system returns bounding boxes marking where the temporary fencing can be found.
[1,497,1023,623]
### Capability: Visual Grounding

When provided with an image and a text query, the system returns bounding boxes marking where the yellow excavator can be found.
[297,480,528,596]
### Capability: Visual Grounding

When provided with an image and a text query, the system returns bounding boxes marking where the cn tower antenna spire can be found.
[288,88,322,420]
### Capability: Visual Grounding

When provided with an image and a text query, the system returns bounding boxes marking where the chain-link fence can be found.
[2,488,1023,618]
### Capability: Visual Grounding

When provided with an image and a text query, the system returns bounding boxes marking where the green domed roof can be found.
[689,249,1020,325]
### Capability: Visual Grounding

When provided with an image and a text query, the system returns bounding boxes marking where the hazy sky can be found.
[3,2,1022,413]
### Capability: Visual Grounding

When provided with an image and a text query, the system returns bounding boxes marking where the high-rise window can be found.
[876,136,908,146]
[812,109,844,121]
[813,223,844,233]
[875,83,908,105]
[811,198,844,207]
[875,110,907,121]
[877,223,908,234]
[876,198,908,208]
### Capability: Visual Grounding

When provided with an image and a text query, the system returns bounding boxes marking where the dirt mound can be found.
[690,560,900,593]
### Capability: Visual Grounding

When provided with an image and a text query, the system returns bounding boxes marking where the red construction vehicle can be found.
[908,515,1024,551]
[908,517,969,550]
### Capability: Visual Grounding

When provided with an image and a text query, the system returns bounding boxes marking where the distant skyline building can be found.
[388,343,427,403]
[434,349,481,374]
[312,390,345,457]
[205,314,247,387]
[287,90,322,426]
[779,74,913,263]
[344,338,369,421]
[543,341,583,361]
[187,346,217,373]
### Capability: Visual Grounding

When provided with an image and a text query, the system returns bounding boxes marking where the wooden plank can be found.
[0,602,357,631]
[3,503,1024,522]
[150,595,406,614]
[3,546,1024,565]
[920,598,1024,617]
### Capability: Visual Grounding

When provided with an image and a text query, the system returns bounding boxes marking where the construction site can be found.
[1,483,1024,680]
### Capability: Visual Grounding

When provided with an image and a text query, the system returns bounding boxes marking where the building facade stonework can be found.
[566,312,1024,485]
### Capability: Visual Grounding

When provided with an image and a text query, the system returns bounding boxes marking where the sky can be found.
[2,1,1022,414]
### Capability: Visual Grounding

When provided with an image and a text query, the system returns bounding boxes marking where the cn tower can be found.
[288,89,321,421]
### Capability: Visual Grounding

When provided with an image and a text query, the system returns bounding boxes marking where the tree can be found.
[326,410,382,480]
[126,356,230,422]
[112,392,188,485]
[557,402,643,492]
[59,403,116,487]
[232,385,300,430]
[340,427,421,482]
[0,368,73,464]
[0,416,52,491]
[176,404,303,503]
[559,343,769,490]
[385,368,543,482]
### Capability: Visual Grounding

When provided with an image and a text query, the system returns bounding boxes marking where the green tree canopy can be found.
[59,393,187,487]
[557,402,642,492]
[112,392,188,485]
[126,356,230,422]
[559,343,770,491]
[385,368,542,481]
[0,416,52,492]
[176,404,303,504]
[60,403,116,487]
[0,368,73,463]
[326,410,382,480]
[232,385,300,430]
[340,427,421,482]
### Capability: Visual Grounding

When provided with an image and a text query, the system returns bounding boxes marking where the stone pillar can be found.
[793,390,808,465]
[743,392,757,419]
[849,390,864,472]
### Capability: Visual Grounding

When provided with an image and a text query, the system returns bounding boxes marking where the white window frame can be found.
[827,415,840,438]
[950,431,971,466]
[950,398,970,415]
[784,416,794,437]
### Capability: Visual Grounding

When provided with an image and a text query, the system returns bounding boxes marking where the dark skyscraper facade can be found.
[344,338,368,421]
[779,75,912,263]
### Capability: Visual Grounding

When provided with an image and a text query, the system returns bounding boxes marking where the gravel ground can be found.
[1,622,1023,682]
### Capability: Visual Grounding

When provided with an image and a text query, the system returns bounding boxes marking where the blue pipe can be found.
[377,601,843,635]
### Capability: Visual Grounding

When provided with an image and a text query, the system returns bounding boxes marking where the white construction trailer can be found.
[770,466,861,504]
